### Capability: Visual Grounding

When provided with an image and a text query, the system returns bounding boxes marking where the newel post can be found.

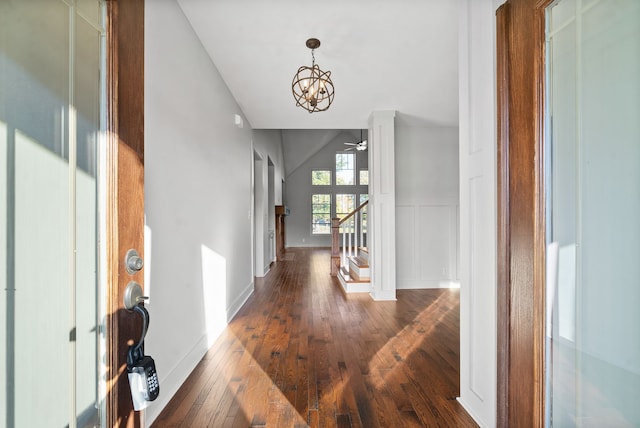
[330,217,340,276]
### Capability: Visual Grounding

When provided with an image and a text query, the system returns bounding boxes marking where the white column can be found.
[368,111,396,301]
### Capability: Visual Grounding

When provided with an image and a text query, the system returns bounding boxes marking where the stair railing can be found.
[331,200,368,276]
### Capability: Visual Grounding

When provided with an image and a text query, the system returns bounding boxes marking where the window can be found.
[309,153,368,234]
[335,152,355,185]
[336,194,356,232]
[359,169,369,185]
[312,169,331,185]
[311,194,331,234]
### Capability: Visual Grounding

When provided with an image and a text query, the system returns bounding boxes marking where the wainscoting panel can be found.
[396,206,417,281]
[397,205,458,289]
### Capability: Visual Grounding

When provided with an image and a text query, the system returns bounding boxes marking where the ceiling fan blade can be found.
[344,142,357,146]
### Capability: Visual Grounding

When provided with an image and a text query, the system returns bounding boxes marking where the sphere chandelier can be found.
[292,38,335,113]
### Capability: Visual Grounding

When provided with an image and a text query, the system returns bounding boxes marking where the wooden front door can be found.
[496,0,548,426]
[105,0,146,426]
[497,1,640,426]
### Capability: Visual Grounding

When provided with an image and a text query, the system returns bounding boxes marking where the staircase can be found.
[331,201,371,293]
[337,247,371,293]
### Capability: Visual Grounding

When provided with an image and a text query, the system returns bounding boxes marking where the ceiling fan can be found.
[344,129,368,151]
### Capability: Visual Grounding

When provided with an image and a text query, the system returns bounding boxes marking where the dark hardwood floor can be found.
[152,248,478,427]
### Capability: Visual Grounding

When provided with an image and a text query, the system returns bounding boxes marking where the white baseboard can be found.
[255,266,270,278]
[345,282,372,293]
[456,396,486,428]
[145,281,254,426]
[227,281,254,321]
[370,289,397,301]
[397,279,460,289]
[145,334,209,426]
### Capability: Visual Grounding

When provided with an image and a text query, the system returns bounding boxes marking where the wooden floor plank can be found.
[151,248,478,427]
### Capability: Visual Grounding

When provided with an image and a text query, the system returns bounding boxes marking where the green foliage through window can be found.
[312,170,331,185]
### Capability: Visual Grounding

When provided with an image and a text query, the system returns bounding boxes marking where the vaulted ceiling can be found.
[176,0,459,130]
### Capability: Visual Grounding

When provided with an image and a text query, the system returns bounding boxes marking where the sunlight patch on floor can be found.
[369,292,456,388]
[211,334,309,426]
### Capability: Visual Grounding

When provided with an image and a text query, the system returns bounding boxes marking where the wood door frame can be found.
[105,0,145,426]
[496,0,552,426]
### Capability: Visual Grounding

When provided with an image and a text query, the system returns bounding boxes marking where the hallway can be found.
[152,248,477,427]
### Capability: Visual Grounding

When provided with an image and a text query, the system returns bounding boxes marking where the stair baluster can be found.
[342,226,347,267]
[348,220,353,260]
[360,207,365,250]
[354,216,359,259]
[331,200,369,277]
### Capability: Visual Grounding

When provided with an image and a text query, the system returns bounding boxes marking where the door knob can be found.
[125,249,144,274]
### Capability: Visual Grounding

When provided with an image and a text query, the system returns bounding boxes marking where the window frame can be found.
[335,151,355,186]
[336,193,356,233]
[359,194,369,233]
[311,193,332,234]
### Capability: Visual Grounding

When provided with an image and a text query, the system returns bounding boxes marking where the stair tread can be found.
[339,266,369,283]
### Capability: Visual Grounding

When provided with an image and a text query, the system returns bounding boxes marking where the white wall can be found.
[285,131,369,247]
[252,130,285,275]
[281,129,343,176]
[395,126,459,289]
[457,0,501,426]
[144,1,284,424]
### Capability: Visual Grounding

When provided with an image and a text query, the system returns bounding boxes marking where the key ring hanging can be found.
[127,304,149,368]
